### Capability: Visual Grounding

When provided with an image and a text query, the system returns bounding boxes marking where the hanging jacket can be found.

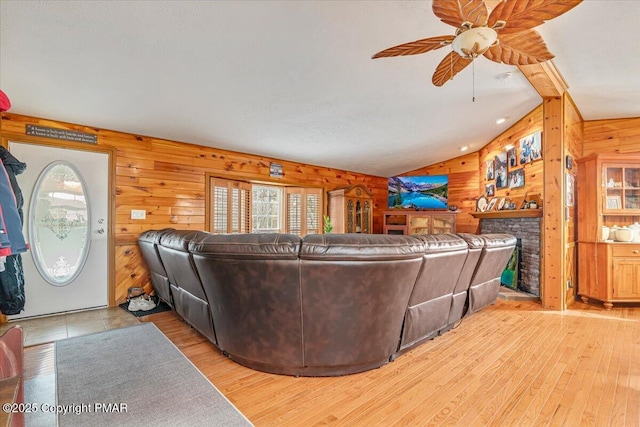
[0,146,26,223]
[0,160,27,256]
[0,254,24,315]
[0,148,27,315]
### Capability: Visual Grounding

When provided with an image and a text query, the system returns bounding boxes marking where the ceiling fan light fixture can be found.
[372,0,582,87]
[452,27,498,59]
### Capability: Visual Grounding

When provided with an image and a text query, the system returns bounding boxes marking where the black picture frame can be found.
[507,147,517,169]
[485,160,495,181]
[485,183,495,196]
[495,152,508,189]
[508,168,525,189]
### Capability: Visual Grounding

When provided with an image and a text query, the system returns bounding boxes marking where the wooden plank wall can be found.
[403,152,481,234]
[0,113,387,303]
[583,117,640,156]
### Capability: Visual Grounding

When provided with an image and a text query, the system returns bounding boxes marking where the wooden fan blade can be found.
[432,0,488,28]
[483,29,554,65]
[372,35,454,59]
[432,51,473,86]
[488,0,582,34]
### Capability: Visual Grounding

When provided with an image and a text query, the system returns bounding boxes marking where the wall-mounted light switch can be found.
[131,209,146,220]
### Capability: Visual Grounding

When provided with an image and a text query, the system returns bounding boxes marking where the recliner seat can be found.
[464,234,518,315]
[157,230,217,345]
[396,233,469,355]
[299,233,425,376]
[138,228,175,307]
[189,233,303,375]
[445,233,484,330]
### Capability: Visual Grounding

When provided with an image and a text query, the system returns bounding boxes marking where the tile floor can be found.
[0,306,140,347]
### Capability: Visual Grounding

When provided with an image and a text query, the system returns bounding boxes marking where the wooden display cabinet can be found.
[383,210,456,235]
[577,154,640,308]
[327,184,373,234]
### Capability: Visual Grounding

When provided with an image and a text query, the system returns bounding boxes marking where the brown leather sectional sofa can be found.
[138,230,516,376]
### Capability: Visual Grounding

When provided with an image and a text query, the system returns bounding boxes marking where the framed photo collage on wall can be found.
[478,130,542,212]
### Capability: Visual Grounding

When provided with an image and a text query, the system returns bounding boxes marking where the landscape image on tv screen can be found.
[388,175,448,209]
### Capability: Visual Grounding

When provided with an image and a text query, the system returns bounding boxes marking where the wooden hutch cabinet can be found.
[383,210,456,235]
[577,154,640,308]
[327,184,373,234]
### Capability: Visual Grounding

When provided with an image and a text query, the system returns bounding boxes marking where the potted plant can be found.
[323,215,333,233]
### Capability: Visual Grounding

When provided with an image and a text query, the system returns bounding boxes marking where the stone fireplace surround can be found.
[478,215,542,297]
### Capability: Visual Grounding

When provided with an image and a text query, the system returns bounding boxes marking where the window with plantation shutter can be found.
[212,185,228,234]
[285,187,323,236]
[208,177,323,236]
[209,177,251,234]
[231,186,251,233]
[306,191,321,234]
[286,192,302,236]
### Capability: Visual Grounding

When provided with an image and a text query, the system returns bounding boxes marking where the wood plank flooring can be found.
[23,300,640,426]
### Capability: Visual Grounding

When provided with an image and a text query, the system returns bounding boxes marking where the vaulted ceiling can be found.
[1,1,638,177]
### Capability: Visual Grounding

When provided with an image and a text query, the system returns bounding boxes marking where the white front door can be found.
[8,142,109,319]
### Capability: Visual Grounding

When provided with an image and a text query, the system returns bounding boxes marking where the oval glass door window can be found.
[29,161,91,286]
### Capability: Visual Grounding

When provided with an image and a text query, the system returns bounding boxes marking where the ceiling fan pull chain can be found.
[472,60,475,103]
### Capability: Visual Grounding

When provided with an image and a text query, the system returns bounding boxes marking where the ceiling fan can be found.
[372,0,582,86]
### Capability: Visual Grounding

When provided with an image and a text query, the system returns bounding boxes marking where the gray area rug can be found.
[25,374,56,426]
[55,323,253,427]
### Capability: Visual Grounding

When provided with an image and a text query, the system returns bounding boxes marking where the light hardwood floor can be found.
[23,300,640,426]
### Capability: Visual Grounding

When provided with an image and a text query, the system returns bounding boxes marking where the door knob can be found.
[96,229,105,234]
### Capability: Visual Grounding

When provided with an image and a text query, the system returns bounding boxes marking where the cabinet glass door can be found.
[362,201,370,233]
[355,200,362,233]
[624,167,640,210]
[604,164,640,212]
[604,166,623,212]
[432,215,455,234]
[409,216,431,234]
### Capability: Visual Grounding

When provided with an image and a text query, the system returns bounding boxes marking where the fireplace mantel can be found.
[470,209,542,219]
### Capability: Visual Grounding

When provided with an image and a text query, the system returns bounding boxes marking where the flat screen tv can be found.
[388,175,448,209]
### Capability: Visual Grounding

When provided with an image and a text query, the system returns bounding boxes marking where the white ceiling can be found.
[1,1,639,177]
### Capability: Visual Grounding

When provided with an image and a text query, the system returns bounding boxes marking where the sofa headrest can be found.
[479,234,518,248]
[159,230,213,251]
[188,233,301,259]
[411,233,468,252]
[138,228,176,245]
[300,234,424,261]
[456,233,485,250]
